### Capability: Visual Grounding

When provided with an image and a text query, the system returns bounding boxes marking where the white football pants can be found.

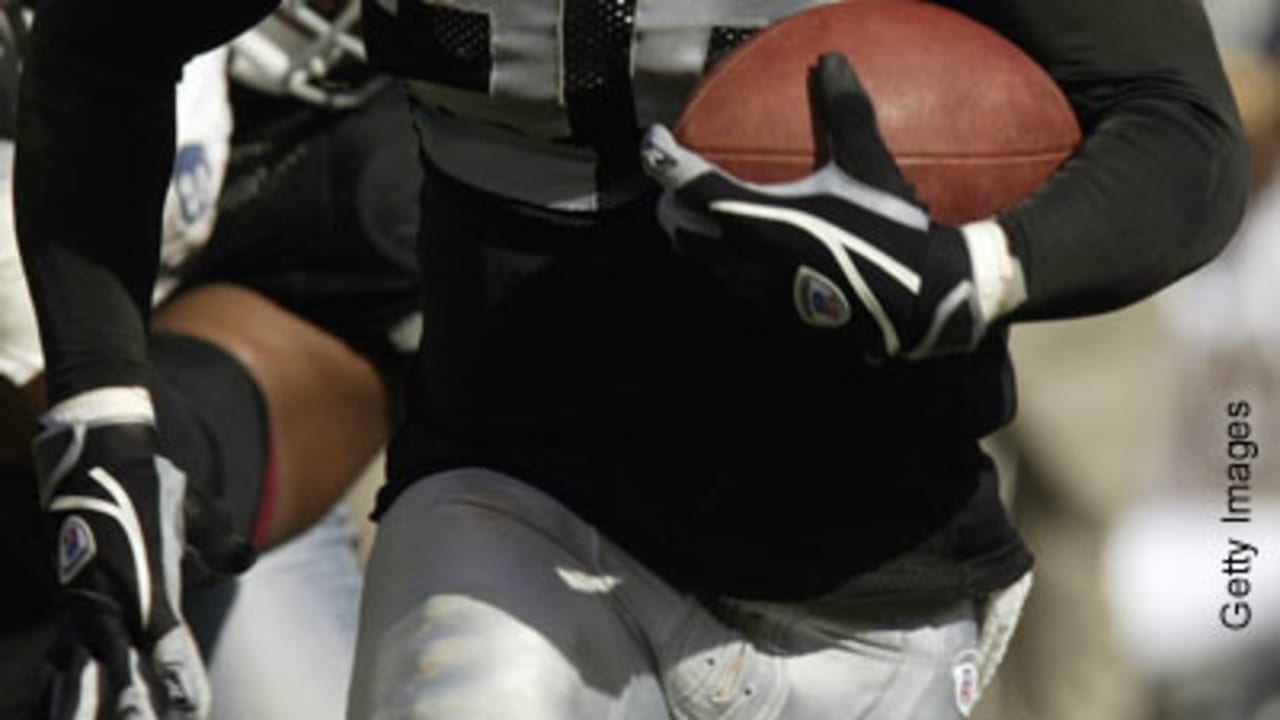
[349,468,990,720]
[187,502,364,720]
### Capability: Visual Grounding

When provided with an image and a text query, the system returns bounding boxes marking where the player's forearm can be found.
[1002,91,1248,320]
[14,8,177,402]
[14,0,272,404]
[955,0,1249,321]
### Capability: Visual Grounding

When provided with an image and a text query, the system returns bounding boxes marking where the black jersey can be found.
[16,0,1248,599]
[382,161,1027,600]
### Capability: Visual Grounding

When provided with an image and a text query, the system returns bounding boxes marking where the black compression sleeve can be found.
[944,0,1250,319]
[15,24,175,401]
[13,0,275,403]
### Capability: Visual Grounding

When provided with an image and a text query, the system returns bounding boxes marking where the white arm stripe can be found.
[43,387,155,425]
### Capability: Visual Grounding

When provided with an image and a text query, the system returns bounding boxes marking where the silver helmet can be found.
[228,0,385,108]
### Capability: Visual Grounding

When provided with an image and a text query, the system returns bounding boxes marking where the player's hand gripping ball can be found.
[642,1,1080,361]
[644,54,981,360]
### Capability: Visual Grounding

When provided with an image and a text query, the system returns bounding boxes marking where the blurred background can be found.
[971,2,1280,718]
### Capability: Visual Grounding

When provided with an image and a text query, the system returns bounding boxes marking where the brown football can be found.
[673,0,1081,224]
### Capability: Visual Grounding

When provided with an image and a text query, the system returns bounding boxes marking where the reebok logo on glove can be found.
[57,515,96,584]
[794,266,851,327]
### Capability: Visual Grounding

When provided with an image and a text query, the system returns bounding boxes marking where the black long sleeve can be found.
[14,0,275,403]
[946,0,1250,319]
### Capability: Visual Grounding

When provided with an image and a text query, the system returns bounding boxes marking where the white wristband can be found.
[44,386,156,426]
[961,219,1027,325]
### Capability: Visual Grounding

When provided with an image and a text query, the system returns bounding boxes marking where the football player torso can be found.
[366,0,837,209]
[367,0,1028,600]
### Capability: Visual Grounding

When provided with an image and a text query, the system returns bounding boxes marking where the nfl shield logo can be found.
[952,649,981,717]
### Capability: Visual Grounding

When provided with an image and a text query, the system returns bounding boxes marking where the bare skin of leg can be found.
[0,278,389,545]
[0,282,387,549]
[151,282,390,548]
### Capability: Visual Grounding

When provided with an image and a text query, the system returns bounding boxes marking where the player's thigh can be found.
[153,282,389,545]
[350,468,668,720]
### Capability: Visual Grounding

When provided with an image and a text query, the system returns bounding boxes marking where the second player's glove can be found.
[35,387,212,720]
[641,53,1026,361]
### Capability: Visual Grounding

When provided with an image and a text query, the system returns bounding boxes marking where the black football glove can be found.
[642,53,1025,361]
[34,388,213,720]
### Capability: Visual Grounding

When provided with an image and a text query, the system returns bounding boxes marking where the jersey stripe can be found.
[562,0,642,205]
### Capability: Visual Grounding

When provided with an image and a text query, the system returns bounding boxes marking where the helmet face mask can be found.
[229,0,385,108]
